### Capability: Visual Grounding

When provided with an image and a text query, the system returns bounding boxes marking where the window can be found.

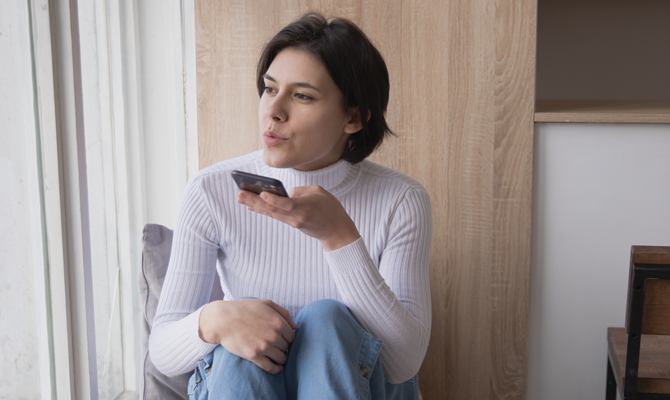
[0,0,198,398]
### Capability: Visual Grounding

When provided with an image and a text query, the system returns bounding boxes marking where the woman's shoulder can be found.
[355,160,432,220]
[192,150,262,183]
[182,151,262,201]
[357,159,429,195]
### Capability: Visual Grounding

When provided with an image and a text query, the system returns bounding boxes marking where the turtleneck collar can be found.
[254,150,360,196]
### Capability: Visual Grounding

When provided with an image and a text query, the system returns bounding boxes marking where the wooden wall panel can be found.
[195,1,536,398]
[491,2,536,398]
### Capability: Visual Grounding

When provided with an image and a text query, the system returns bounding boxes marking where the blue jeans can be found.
[187,299,419,400]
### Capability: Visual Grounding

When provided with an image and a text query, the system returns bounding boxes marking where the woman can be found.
[150,12,432,400]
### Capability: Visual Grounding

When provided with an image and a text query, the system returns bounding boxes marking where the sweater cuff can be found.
[150,305,218,377]
[182,305,218,356]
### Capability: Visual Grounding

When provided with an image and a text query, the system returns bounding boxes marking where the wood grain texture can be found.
[632,246,670,265]
[195,1,536,398]
[643,280,670,335]
[608,327,670,394]
[625,246,670,335]
[534,100,670,124]
[491,1,536,399]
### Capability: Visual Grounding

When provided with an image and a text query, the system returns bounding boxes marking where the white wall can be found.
[527,122,670,399]
[0,1,44,398]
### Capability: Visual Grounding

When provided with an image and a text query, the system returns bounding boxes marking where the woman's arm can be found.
[240,186,432,383]
[150,175,299,377]
[149,177,221,376]
[324,188,432,384]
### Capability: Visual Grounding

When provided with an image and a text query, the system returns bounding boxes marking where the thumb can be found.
[288,185,322,198]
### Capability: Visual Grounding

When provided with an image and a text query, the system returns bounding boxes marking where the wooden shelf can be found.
[534,100,670,124]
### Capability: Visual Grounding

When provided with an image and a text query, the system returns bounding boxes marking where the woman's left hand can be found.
[237,186,360,252]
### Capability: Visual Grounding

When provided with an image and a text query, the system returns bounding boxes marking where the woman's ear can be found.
[344,107,366,134]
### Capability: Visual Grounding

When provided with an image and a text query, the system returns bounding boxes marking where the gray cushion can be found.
[140,223,223,400]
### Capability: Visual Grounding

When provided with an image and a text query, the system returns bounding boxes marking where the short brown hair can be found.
[256,12,394,164]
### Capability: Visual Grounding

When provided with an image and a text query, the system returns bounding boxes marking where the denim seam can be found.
[189,353,213,397]
[357,332,383,400]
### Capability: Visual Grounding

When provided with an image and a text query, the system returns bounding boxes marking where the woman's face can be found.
[259,47,361,171]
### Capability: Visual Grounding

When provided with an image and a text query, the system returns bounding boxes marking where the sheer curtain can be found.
[0,0,197,398]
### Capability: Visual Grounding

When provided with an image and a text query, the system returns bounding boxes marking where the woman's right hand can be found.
[198,298,298,374]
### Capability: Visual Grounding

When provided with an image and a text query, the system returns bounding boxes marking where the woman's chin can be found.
[262,149,292,169]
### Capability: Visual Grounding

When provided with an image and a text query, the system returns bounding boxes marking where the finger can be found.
[266,302,299,331]
[288,185,321,197]
[259,191,300,212]
[237,190,257,206]
[253,356,284,374]
[248,203,299,227]
[243,194,301,227]
[237,191,250,207]
[271,335,290,352]
[265,347,288,365]
[240,190,287,215]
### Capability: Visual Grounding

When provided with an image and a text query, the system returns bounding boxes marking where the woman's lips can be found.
[263,131,287,147]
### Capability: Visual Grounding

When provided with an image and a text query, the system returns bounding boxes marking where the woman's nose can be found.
[266,96,288,122]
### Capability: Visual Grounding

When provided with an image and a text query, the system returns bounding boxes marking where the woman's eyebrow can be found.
[263,73,321,92]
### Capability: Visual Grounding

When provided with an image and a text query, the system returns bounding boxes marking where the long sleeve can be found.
[149,176,221,376]
[324,187,432,384]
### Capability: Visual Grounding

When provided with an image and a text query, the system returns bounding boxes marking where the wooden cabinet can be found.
[535,0,670,123]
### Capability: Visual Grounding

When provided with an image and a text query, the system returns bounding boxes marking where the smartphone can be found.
[231,170,288,197]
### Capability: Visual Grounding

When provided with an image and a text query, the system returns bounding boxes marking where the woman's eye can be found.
[296,93,312,100]
[263,86,276,94]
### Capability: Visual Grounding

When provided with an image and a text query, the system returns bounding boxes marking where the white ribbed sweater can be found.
[150,150,432,384]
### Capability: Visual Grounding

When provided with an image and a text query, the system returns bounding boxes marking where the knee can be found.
[210,344,237,369]
[295,299,354,328]
[208,345,263,378]
[290,300,368,360]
